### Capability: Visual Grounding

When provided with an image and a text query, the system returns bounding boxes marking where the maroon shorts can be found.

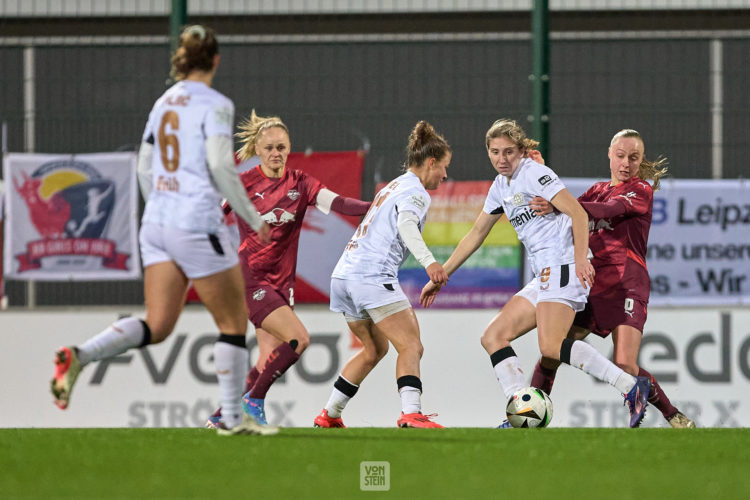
[244,282,293,328]
[573,291,648,338]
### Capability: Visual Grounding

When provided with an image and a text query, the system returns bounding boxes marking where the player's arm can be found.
[206,135,270,243]
[549,189,595,289]
[136,139,154,202]
[315,188,371,216]
[396,210,448,287]
[420,210,503,308]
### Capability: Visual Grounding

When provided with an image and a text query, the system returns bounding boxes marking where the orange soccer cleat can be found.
[313,409,346,428]
[397,412,444,429]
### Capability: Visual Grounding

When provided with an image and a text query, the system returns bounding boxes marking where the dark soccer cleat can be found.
[51,346,82,410]
[497,420,513,429]
[205,415,223,429]
[397,412,444,429]
[313,409,346,428]
[624,376,650,428]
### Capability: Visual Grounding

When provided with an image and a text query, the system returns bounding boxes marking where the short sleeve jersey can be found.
[141,80,234,233]
[580,177,653,300]
[235,166,325,292]
[332,171,430,283]
[482,158,573,275]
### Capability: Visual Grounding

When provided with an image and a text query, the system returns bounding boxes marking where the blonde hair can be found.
[610,129,669,192]
[404,120,451,170]
[236,109,290,161]
[169,25,218,81]
[485,119,539,151]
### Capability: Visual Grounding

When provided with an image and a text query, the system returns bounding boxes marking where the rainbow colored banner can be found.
[396,181,521,309]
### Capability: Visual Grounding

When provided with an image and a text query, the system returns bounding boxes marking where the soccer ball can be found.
[506,387,553,428]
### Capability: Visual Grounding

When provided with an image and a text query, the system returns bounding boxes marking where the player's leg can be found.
[530,326,588,395]
[612,324,695,428]
[242,306,309,424]
[481,295,537,402]
[315,318,389,428]
[51,261,183,410]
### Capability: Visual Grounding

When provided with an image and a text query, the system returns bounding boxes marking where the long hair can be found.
[235,109,290,161]
[404,121,451,171]
[610,129,669,192]
[169,25,219,82]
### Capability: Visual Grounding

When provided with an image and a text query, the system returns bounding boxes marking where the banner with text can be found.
[395,181,521,309]
[560,178,749,306]
[3,153,140,280]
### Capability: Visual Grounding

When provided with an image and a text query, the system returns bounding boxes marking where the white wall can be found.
[1,305,747,428]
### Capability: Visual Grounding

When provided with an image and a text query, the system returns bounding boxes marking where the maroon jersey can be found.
[579,177,653,301]
[235,166,325,292]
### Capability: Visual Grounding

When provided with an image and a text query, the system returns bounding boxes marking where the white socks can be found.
[399,386,421,415]
[214,338,249,429]
[493,356,526,401]
[567,340,636,394]
[76,316,148,366]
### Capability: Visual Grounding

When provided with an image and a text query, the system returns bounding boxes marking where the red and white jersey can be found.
[482,158,572,275]
[235,166,325,291]
[332,171,430,284]
[579,177,653,301]
[141,80,234,233]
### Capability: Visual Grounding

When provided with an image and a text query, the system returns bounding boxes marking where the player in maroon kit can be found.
[529,129,695,428]
[206,110,370,428]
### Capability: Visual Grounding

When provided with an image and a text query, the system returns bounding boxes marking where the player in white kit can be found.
[314,121,450,428]
[420,119,650,428]
[50,25,276,436]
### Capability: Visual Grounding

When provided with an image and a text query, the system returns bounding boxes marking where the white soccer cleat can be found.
[216,414,279,436]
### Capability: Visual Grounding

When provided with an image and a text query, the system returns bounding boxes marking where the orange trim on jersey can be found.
[627,248,647,270]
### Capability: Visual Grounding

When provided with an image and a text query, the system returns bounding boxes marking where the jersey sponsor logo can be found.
[213,106,233,126]
[538,175,553,186]
[252,289,266,301]
[508,207,537,229]
[287,189,300,200]
[409,195,427,210]
[617,191,637,206]
[262,207,296,226]
[590,219,614,232]
[512,193,525,207]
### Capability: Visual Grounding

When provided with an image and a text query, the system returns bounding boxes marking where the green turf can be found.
[1,428,746,499]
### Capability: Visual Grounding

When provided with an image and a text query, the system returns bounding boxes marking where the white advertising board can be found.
[1,306,747,428]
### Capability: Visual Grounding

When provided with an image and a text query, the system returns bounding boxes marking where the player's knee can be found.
[480,328,508,352]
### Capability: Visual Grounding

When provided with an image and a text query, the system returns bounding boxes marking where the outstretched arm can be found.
[315,188,371,216]
[420,210,502,308]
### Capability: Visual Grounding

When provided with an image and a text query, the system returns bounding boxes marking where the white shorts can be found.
[515,263,589,312]
[140,223,239,279]
[330,278,411,324]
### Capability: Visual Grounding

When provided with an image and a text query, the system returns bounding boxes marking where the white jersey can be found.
[482,157,574,275]
[332,171,430,283]
[140,80,234,233]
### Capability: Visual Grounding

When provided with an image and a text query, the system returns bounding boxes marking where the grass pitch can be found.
[1,428,746,499]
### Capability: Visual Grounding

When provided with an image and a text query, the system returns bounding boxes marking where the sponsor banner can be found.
[3,153,140,280]
[2,306,746,428]
[560,178,750,306]
[394,180,521,309]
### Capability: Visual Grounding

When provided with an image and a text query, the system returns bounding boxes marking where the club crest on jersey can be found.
[512,193,525,207]
[538,175,553,186]
[287,189,300,200]
[252,289,266,301]
[262,207,296,226]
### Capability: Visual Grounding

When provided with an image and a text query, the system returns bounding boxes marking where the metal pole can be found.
[23,45,36,309]
[710,39,723,179]
[170,0,188,56]
[530,0,550,161]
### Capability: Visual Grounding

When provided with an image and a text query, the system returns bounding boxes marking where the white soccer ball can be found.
[506,387,553,428]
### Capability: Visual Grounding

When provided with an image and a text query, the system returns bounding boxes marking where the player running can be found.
[420,119,651,428]
[205,110,371,428]
[529,129,695,428]
[50,25,276,436]
[314,120,450,429]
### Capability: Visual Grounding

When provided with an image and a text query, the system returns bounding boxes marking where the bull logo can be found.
[262,208,296,226]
